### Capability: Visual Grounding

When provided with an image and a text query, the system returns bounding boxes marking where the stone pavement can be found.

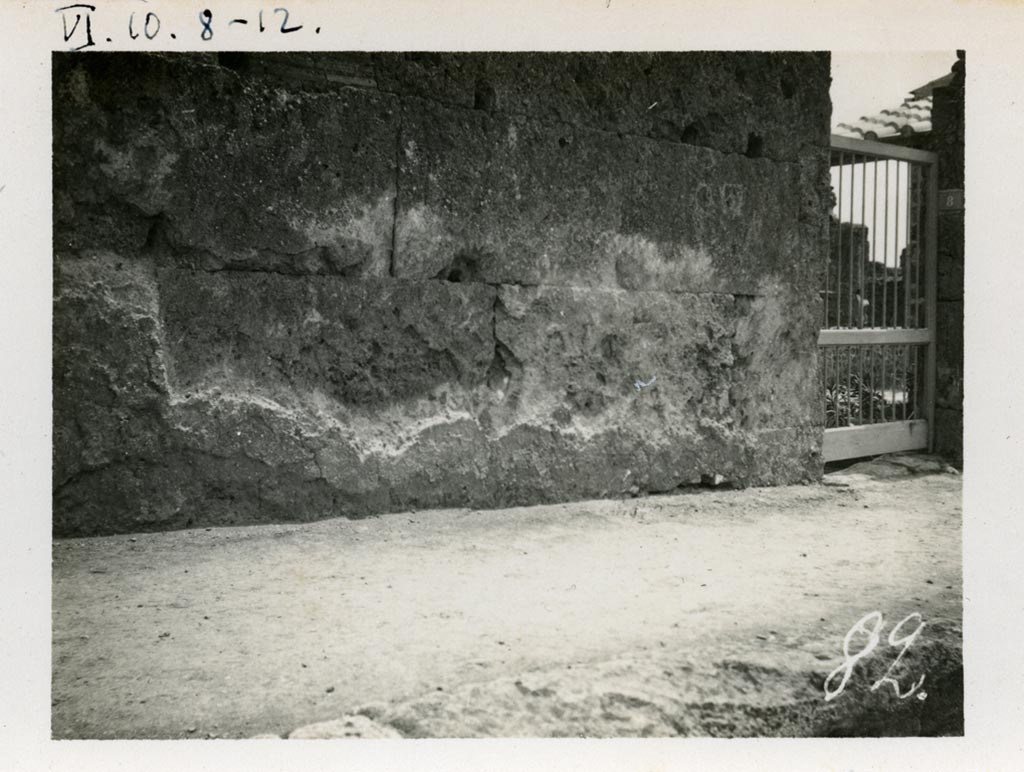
[51,455,962,739]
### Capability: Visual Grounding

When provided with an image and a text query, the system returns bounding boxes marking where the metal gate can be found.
[820,135,938,462]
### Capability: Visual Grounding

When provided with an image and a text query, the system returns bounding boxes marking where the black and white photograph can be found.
[2,2,1023,770]
[48,46,965,740]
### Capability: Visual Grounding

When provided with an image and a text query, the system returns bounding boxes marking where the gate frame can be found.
[820,134,938,462]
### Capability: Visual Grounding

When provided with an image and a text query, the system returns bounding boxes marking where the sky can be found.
[830,51,958,129]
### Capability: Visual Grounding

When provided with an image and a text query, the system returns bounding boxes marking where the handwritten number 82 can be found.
[823,611,927,702]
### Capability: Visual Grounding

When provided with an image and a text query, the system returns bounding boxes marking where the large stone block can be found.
[166,396,387,527]
[209,51,831,163]
[395,101,822,295]
[53,255,170,487]
[731,285,824,432]
[373,52,830,161]
[486,284,821,492]
[53,52,398,275]
[157,270,496,408]
[52,255,184,534]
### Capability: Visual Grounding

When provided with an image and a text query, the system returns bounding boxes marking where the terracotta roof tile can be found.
[834,72,952,141]
[836,94,933,140]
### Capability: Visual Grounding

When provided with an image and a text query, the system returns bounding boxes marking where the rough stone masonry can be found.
[52,52,833,536]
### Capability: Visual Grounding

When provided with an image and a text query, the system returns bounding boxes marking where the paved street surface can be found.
[52,455,962,739]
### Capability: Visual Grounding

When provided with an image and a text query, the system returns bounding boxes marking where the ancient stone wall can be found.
[930,52,965,466]
[53,52,832,536]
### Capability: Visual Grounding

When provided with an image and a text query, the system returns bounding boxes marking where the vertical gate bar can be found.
[832,347,837,427]
[905,168,913,421]
[909,344,914,420]
[922,344,927,419]
[823,348,831,427]
[848,158,855,329]
[847,346,853,427]
[882,343,888,420]
[835,346,840,426]
[831,346,837,427]
[902,343,908,421]
[868,344,876,423]
[874,346,879,423]
[898,344,903,422]
[925,161,938,450]
[825,160,830,328]
[894,161,902,331]
[882,160,889,330]
[824,348,829,427]
[909,164,915,327]
[903,162,912,331]
[847,160,854,391]
[879,345,884,424]
[837,346,842,426]
[914,343,921,419]
[860,156,867,328]
[894,344,899,422]
[913,341,921,417]
[837,347,843,426]
[911,344,917,420]
[916,164,924,328]
[850,344,856,425]
[872,160,878,328]
[837,153,844,327]
[850,345,855,426]
[829,347,834,427]
[858,345,865,424]
[911,164,918,328]
[835,348,843,430]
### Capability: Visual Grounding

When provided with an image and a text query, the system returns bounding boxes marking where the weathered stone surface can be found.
[53,255,179,534]
[157,270,496,407]
[53,256,169,477]
[931,54,965,191]
[934,407,963,468]
[52,51,832,535]
[54,254,822,534]
[217,52,379,93]
[936,213,964,302]
[934,300,963,411]
[373,52,830,161]
[53,53,398,275]
[396,100,825,295]
[494,284,821,430]
[486,284,821,498]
